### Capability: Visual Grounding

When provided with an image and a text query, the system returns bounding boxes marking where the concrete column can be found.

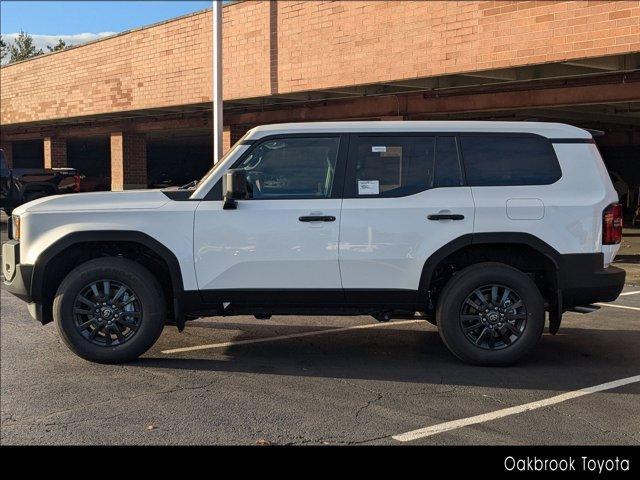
[222,125,232,155]
[221,125,252,155]
[43,137,67,168]
[0,141,13,168]
[110,132,147,191]
[223,125,253,156]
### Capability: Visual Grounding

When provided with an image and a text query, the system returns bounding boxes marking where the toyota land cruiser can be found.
[2,122,625,365]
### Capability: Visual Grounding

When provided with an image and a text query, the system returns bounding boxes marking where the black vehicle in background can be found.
[0,149,81,215]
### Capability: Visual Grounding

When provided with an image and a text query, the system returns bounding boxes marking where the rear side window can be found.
[460,136,561,186]
[352,136,435,197]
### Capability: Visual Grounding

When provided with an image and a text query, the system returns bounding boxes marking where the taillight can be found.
[602,203,623,245]
[74,174,81,192]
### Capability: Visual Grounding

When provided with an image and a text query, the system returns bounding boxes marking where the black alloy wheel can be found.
[54,257,166,363]
[73,280,142,347]
[459,284,527,350]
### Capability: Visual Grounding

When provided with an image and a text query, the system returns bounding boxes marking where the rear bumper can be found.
[559,253,625,308]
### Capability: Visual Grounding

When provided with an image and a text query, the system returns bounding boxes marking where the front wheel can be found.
[53,257,166,363]
[436,262,544,366]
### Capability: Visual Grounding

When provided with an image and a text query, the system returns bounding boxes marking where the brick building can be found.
[1,0,639,192]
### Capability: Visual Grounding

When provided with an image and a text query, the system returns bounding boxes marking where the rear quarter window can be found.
[460,135,561,186]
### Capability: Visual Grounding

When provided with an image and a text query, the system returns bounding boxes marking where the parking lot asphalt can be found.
[1,216,639,445]
[1,284,638,445]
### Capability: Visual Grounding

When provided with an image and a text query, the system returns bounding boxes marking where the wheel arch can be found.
[31,231,185,327]
[419,232,562,291]
[419,232,562,322]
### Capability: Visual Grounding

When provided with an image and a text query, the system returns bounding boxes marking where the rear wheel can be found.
[436,262,544,366]
[53,257,166,363]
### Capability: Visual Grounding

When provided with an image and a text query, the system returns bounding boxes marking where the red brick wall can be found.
[271,0,640,91]
[1,1,639,126]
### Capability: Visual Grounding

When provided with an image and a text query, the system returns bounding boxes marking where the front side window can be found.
[234,137,340,199]
[460,135,561,186]
[352,136,436,197]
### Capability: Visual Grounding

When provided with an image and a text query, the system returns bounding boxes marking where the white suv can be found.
[3,121,625,366]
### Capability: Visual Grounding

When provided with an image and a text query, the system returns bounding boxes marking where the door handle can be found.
[427,214,465,221]
[299,215,336,222]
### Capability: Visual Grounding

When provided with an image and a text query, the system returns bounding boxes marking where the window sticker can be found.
[371,146,387,153]
[358,180,380,195]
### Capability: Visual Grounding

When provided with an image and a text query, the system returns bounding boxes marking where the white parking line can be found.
[595,303,640,312]
[619,290,640,296]
[393,374,640,442]
[161,319,424,354]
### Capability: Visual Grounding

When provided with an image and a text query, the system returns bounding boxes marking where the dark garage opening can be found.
[12,140,43,169]
[599,143,640,212]
[67,136,111,191]
[147,130,213,188]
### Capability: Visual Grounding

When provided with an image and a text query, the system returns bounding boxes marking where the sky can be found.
[1,1,214,52]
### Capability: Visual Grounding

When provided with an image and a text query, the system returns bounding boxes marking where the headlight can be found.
[10,215,20,240]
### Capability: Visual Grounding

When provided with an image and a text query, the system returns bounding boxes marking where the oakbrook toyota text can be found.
[504,456,631,473]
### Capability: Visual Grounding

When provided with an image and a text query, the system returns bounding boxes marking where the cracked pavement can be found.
[1,284,639,445]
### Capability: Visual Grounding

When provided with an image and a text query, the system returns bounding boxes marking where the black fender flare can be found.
[418,232,562,292]
[31,231,186,327]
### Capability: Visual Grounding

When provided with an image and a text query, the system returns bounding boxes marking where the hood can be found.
[14,189,170,214]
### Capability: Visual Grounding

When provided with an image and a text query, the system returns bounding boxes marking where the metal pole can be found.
[212,0,223,163]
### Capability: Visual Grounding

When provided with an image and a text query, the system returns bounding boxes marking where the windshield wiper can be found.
[179,179,199,190]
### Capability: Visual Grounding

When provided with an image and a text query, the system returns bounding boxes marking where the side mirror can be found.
[222,169,248,210]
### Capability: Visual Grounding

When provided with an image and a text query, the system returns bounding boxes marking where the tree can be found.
[8,31,43,62]
[0,35,7,63]
[47,39,67,52]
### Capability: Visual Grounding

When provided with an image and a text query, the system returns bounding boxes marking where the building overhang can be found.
[2,53,639,141]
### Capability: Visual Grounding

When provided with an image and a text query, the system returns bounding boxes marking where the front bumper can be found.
[3,241,28,298]
[2,240,42,321]
[559,253,626,308]
[3,262,33,302]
